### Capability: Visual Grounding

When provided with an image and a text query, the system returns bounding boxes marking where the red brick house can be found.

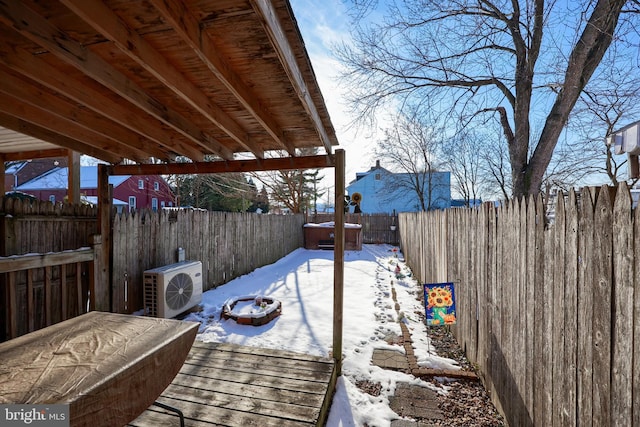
[5,157,68,191]
[15,165,175,211]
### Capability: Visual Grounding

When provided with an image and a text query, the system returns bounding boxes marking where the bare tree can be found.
[339,0,635,197]
[569,63,640,186]
[375,111,449,211]
[251,148,324,213]
[481,136,512,201]
[445,130,488,206]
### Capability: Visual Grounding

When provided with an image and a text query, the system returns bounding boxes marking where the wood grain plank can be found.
[592,186,612,426]
[633,201,640,427]
[191,341,334,363]
[524,194,537,425]
[611,182,633,425]
[26,269,34,332]
[8,271,17,339]
[552,194,566,427]
[536,209,553,426]
[0,248,94,272]
[60,264,67,321]
[182,355,333,382]
[563,190,578,426]
[131,341,334,427]
[45,265,52,326]
[490,202,505,418]
[76,262,83,315]
[131,397,313,427]
[178,364,329,395]
[577,188,595,426]
[163,381,322,419]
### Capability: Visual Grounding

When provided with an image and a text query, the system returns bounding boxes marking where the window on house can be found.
[49,195,55,203]
[129,196,136,210]
[375,173,381,180]
[138,179,144,189]
[154,181,159,191]
[152,198,158,212]
[161,201,166,208]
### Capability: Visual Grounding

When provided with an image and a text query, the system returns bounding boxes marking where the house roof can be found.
[16,166,129,190]
[5,161,26,174]
[0,0,339,167]
[350,160,392,184]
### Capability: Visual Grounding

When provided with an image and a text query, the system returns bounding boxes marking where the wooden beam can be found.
[0,92,147,162]
[150,0,295,154]
[0,43,203,161]
[0,113,122,164]
[333,149,345,375]
[62,0,258,158]
[108,154,335,176]
[95,164,111,312]
[68,150,80,205]
[0,154,5,195]
[0,249,94,273]
[0,2,230,160]
[0,67,168,161]
[2,148,70,162]
[250,0,335,154]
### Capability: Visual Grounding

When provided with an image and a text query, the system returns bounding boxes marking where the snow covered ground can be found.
[185,244,460,426]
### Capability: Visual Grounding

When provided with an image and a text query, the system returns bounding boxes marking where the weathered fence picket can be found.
[309,213,399,245]
[398,183,639,426]
[110,210,306,313]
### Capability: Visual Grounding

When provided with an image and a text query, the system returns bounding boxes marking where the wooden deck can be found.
[128,341,337,427]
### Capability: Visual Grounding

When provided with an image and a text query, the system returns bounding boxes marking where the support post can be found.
[89,234,102,311]
[0,154,6,196]
[333,149,345,376]
[95,164,111,312]
[68,150,81,204]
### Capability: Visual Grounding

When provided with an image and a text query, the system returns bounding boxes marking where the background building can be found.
[15,165,175,211]
[346,160,451,213]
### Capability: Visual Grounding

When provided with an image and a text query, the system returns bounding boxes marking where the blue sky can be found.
[290,0,381,196]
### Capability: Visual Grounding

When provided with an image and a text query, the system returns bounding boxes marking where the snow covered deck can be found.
[129,341,337,427]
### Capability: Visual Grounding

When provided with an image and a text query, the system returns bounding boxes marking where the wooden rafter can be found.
[0,112,121,164]
[62,0,262,159]
[0,92,149,162]
[0,1,233,160]
[0,67,168,162]
[250,0,334,154]
[0,0,338,164]
[0,42,205,162]
[149,0,296,155]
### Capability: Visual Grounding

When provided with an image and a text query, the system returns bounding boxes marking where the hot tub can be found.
[303,221,363,251]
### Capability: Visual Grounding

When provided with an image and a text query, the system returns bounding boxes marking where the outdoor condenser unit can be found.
[143,260,203,318]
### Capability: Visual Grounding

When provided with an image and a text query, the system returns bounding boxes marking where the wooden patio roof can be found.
[0,0,346,381]
[0,0,339,166]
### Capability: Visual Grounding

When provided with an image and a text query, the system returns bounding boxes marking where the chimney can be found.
[375,160,380,168]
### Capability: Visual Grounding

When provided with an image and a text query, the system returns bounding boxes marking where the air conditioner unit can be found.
[144,260,203,318]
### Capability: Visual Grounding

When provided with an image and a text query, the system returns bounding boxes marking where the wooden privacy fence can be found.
[0,197,97,256]
[0,244,99,342]
[111,210,305,313]
[308,213,399,245]
[398,183,640,426]
[0,198,99,342]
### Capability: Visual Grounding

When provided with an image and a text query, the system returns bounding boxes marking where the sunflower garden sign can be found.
[424,283,457,326]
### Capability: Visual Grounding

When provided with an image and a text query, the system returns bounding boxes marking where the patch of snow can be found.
[303,221,362,229]
[184,244,459,426]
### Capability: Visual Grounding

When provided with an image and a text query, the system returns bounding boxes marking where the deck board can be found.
[129,341,336,427]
